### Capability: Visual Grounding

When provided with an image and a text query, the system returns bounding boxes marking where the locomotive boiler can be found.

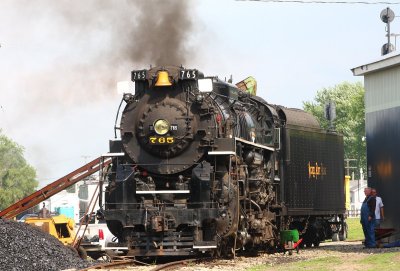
[101,66,346,257]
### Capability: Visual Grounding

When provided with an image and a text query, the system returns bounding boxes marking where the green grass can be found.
[289,256,341,271]
[358,252,400,271]
[246,256,341,271]
[245,218,395,271]
[246,265,268,271]
[246,253,400,271]
[346,217,364,241]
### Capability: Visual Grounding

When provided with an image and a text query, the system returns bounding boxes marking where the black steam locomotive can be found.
[101,66,346,257]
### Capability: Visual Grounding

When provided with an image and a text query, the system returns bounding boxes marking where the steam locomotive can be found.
[100,66,346,257]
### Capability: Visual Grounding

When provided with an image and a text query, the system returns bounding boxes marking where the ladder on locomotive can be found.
[0,156,112,219]
[208,147,254,220]
[208,150,239,205]
[208,149,241,258]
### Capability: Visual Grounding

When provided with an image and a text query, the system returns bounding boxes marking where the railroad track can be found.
[150,258,199,271]
[79,257,214,271]
[148,257,230,271]
[79,257,150,270]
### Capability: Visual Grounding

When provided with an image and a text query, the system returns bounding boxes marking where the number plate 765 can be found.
[149,136,174,144]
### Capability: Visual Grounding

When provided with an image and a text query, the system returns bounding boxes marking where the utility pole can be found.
[344,158,357,179]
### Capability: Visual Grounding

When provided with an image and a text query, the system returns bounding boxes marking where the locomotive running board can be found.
[235,137,275,151]
[208,138,274,155]
[193,245,217,249]
[208,151,236,155]
[136,190,190,194]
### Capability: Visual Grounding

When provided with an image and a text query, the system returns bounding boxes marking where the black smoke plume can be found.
[4,0,197,108]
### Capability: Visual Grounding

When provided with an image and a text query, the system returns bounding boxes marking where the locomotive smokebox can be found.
[120,67,214,175]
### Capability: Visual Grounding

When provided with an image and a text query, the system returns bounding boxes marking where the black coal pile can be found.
[0,218,91,271]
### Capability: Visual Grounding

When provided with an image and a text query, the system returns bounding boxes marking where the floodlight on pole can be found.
[381,7,395,55]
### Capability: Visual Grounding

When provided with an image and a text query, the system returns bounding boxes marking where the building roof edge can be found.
[351,52,400,76]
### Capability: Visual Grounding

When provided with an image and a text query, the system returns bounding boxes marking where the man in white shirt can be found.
[371,188,384,228]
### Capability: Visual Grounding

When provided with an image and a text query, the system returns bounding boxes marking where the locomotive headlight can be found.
[153,119,170,135]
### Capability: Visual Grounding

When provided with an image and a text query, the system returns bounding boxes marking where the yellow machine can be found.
[24,215,76,245]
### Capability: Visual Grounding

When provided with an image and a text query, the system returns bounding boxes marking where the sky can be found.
[1,0,399,186]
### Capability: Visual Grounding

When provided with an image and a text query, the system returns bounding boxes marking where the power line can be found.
[237,0,400,4]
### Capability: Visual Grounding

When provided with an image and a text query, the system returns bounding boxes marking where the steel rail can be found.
[79,258,150,270]
[150,259,197,271]
[150,257,214,271]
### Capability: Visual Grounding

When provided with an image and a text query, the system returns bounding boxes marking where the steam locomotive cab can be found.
[102,66,345,257]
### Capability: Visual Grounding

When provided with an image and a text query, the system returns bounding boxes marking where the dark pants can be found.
[361,219,376,248]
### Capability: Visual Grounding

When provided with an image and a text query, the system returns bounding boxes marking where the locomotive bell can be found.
[155,71,172,86]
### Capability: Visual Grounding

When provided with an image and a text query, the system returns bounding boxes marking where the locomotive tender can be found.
[101,66,346,256]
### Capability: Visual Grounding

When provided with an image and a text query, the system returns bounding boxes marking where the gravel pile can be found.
[0,218,91,271]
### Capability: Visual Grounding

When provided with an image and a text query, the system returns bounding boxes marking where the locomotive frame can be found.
[99,66,346,257]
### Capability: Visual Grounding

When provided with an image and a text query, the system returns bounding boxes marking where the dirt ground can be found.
[81,241,400,271]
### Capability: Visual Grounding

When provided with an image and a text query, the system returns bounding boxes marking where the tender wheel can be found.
[332,233,339,242]
[313,240,320,247]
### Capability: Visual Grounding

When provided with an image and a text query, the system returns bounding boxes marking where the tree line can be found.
[0,132,38,210]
